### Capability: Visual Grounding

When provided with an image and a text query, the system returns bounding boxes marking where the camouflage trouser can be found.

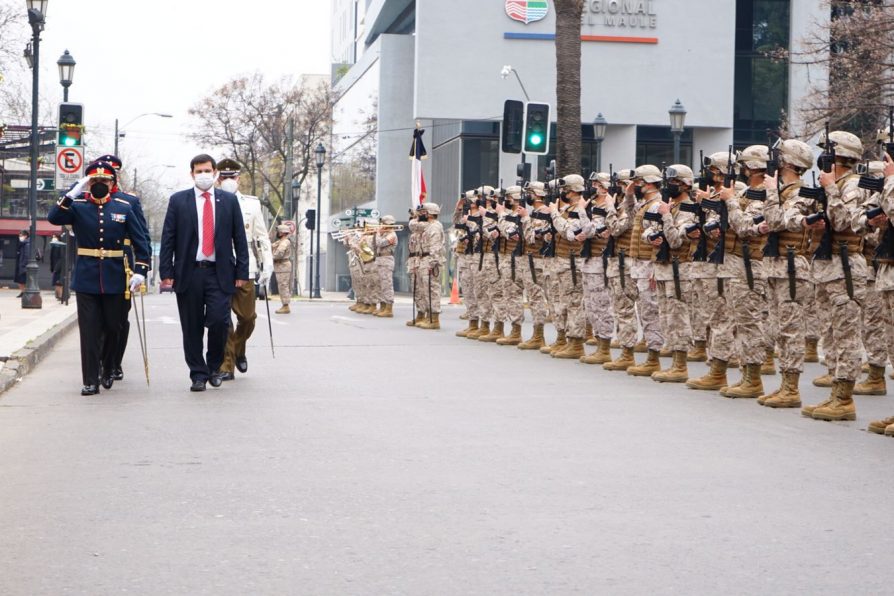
[274,265,292,305]
[657,280,692,353]
[609,270,662,349]
[553,259,586,338]
[814,283,833,353]
[804,282,821,342]
[457,253,475,318]
[376,256,395,304]
[816,278,866,381]
[767,277,809,373]
[862,280,890,367]
[634,275,663,351]
[543,259,561,331]
[521,255,549,325]
[472,253,494,323]
[349,260,361,300]
[411,269,427,314]
[707,279,735,362]
[689,278,716,343]
[499,253,525,325]
[727,277,768,365]
[483,253,505,323]
[582,271,613,340]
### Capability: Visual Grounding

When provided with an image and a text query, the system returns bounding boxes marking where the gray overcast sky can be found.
[2,0,331,191]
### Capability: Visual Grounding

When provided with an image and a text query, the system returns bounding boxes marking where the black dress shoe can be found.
[235,356,248,373]
[209,373,223,388]
[81,384,100,396]
[100,376,114,390]
[112,368,124,381]
[219,371,235,382]
[190,379,207,392]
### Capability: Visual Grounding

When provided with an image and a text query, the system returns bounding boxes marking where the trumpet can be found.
[360,223,405,232]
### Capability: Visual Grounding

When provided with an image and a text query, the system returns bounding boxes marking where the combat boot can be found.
[757,381,782,406]
[760,349,776,376]
[497,323,523,346]
[580,338,612,365]
[468,321,489,339]
[886,423,894,437]
[518,324,546,350]
[406,312,425,327]
[359,303,375,314]
[652,351,689,383]
[382,304,394,318]
[728,356,740,369]
[634,339,647,353]
[371,302,386,316]
[627,349,661,377]
[417,312,441,330]
[585,323,597,346]
[456,318,479,338]
[763,371,802,409]
[275,305,291,314]
[554,337,585,359]
[812,370,834,388]
[687,340,708,362]
[804,337,819,363]
[686,359,729,391]
[659,344,673,358]
[604,346,635,371]
[854,364,887,396]
[541,330,566,354]
[349,303,360,312]
[479,321,505,343]
[867,415,894,435]
[723,364,764,399]
[811,380,856,421]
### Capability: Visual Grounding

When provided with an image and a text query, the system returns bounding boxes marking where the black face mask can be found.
[560,191,571,203]
[704,171,716,186]
[418,215,429,222]
[633,186,644,200]
[666,183,681,198]
[91,182,110,199]
[525,195,535,206]
[737,171,749,183]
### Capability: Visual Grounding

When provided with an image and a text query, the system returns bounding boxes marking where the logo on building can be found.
[505,0,549,25]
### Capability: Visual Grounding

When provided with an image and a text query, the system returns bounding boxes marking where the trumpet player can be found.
[372,216,399,317]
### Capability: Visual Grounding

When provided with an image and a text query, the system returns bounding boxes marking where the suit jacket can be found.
[159,188,250,295]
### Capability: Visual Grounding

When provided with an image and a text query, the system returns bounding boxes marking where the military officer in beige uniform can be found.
[518,181,552,350]
[372,215,398,318]
[416,202,446,330]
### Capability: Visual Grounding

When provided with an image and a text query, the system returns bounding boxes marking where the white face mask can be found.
[219,179,239,193]
[194,172,217,191]
[19,236,27,242]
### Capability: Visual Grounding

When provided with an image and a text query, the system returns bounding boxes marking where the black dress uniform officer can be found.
[48,162,151,395]
[91,154,150,383]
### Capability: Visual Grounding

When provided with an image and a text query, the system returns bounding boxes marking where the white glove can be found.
[257,270,271,288]
[67,176,91,198]
[129,273,145,293]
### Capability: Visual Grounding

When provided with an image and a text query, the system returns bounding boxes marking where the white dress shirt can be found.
[194,186,216,262]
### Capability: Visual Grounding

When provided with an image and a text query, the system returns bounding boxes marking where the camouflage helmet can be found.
[423,202,440,215]
[634,164,663,184]
[560,174,586,193]
[665,164,694,186]
[381,215,396,225]
[464,190,477,200]
[707,151,740,175]
[738,145,770,170]
[477,186,496,197]
[505,185,523,198]
[820,130,863,161]
[617,168,635,182]
[589,172,611,189]
[525,181,547,198]
[777,139,814,170]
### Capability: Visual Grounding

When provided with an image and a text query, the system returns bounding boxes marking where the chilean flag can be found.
[410,127,428,208]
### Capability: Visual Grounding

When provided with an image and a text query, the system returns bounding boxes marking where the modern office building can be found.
[327,0,827,292]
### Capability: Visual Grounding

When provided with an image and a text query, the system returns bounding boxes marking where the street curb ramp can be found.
[0,312,78,397]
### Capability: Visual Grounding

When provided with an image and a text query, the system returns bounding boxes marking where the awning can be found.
[0,219,62,237]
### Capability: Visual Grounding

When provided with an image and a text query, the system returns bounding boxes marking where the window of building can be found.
[734,0,791,147]
[462,138,499,191]
[635,126,693,168]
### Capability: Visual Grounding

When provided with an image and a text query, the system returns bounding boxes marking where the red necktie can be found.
[202,192,214,257]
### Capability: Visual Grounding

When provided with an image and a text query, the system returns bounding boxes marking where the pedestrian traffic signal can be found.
[305,209,316,230]
[501,100,524,154]
[523,102,550,155]
[58,102,84,147]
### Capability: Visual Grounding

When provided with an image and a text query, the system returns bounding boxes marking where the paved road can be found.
[1,295,893,595]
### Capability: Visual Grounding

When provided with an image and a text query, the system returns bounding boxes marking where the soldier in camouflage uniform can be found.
[454,191,481,337]
[602,169,637,370]
[416,202,446,330]
[406,207,427,326]
[495,186,527,345]
[802,131,874,422]
[642,165,698,382]
[758,139,813,408]
[372,215,398,318]
[579,173,616,365]
[518,181,552,350]
[476,187,507,342]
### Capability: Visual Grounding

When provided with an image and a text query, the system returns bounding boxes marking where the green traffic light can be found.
[63,137,76,147]
[529,133,543,146]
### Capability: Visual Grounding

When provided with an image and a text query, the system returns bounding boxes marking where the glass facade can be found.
[635,126,694,169]
[734,0,791,147]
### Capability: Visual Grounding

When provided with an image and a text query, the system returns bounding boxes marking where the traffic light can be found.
[523,102,550,155]
[305,209,316,230]
[58,102,84,147]
[501,99,524,154]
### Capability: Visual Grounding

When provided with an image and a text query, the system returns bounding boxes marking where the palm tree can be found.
[554,0,584,175]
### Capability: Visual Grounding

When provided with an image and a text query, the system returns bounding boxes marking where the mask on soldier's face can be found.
[666,183,681,198]
[633,185,644,200]
[418,214,429,222]
[220,178,239,193]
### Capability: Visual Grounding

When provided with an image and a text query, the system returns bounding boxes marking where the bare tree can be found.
[780,0,894,148]
[554,0,584,174]
[0,2,29,125]
[189,73,333,217]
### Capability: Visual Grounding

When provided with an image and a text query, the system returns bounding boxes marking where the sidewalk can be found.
[0,289,77,395]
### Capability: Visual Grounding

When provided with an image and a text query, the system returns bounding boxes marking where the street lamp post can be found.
[22,0,48,309]
[593,113,607,172]
[56,49,75,102]
[669,99,687,165]
[312,143,325,299]
[114,112,173,155]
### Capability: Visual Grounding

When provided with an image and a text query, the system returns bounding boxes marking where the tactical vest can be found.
[727,195,768,261]
[629,198,660,260]
[830,174,864,254]
[554,212,582,258]
[663,203,692,263]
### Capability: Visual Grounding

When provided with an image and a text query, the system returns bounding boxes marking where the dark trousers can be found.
[77,293,127,386]
[101,297,132,372]
[175,266,233,382]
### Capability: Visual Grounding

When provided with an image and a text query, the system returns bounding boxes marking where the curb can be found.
[0,312,78,397]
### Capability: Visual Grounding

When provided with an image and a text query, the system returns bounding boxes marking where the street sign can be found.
[55,146,85,192]
[331,218,343,228]
[10,178,55,190]
[283,220,297,235]
[35,178,54,191]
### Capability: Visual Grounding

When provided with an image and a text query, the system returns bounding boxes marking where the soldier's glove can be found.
[66,176,91,199]
[129,273,145,293]
[257,270,272,287]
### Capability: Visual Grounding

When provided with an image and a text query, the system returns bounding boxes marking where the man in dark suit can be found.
[159,154,250,391]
